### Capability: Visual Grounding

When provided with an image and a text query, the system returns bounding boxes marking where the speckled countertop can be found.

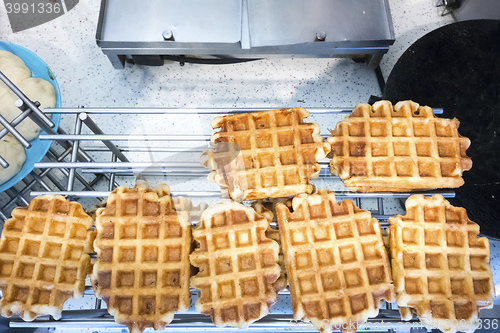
[1,0,499,332]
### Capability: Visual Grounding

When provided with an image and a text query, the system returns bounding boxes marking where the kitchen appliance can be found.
[96,0,395,69]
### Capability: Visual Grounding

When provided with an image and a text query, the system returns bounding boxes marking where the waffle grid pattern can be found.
[92,187,191,333]
[204,108,330,201]
[328,100,472,191]
[0,195,94,320]
[190,202,280,328]
[276,190,394,332]
[390,194,494,333]
[173,196,208,222]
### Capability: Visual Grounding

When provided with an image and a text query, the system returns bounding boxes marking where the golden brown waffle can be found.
[276,190,394,333]
[389,194,494,333]
[264,228,287,292]
[252,198,292,223]
[327,100,472,192]
[134,180,208,221]
[202,108,331,201]
[190,201,280,328]
[252,201,287,292]
[134,180,170,198]
[251,201,275,224]
[0,195,94,320]
[92,186,191,333]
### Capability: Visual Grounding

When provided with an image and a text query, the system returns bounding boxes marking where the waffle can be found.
[92,186,191,333]
[190,201,280,328]
[276,190,394,333]
[134,180,169,197]
[389,194,494,333]
[327,100,472,192]
[252,198,292,223]
[263,228,287,293]
[252,201,287,292]
[173,196,208,222]
[134,179,208,221]
[0,195,94,320]
[202,108,331,201]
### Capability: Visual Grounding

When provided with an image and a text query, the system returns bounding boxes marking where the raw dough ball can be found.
[0,50,31,98]
[0,134,26,184]
[0,77,55,141]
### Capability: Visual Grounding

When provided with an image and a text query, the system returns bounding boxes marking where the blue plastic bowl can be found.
[0,42,61,192]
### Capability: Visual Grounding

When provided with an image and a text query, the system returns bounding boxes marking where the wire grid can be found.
[1,108,467,332]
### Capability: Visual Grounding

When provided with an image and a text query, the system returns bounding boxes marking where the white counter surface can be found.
[0,0,453,111]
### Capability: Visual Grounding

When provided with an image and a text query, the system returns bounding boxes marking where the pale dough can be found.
[0,77,56,141]
[0,50,31,98]
[0,134,26,184]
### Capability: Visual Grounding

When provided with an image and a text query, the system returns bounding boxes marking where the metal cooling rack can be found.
[3,106,498,332]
